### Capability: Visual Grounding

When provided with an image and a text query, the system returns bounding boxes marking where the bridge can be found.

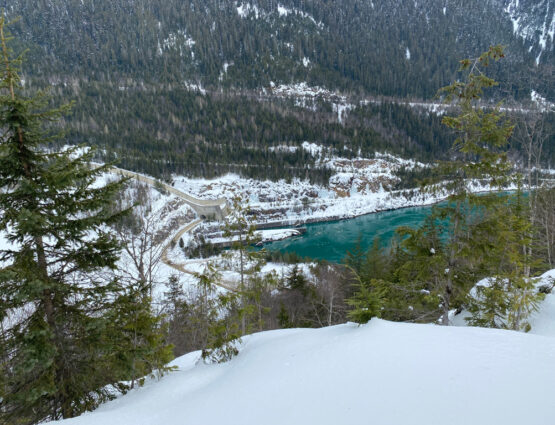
[103,166,235,289]
[108,167,229,220]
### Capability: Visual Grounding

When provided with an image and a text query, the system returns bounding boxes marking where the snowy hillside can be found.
[51,279,555,425]
[172,147,447,225]
[502,0,554,64]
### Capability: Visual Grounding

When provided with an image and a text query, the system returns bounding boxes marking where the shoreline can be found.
[251,188,523,243]
[253,198,443,230]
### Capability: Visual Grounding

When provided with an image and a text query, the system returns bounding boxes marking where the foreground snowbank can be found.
[53,319,555,425]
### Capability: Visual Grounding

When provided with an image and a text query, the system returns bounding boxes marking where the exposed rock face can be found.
[501,0,554,64]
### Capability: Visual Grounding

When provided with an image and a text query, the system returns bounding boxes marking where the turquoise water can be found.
[265,205,434,263]
[264,192,524,263]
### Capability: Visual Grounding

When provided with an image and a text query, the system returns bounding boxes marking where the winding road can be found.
[109,167,236,290]
[109,167,228,219]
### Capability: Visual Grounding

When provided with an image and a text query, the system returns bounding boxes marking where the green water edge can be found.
[262,204,433,263]
[263,191,526,263]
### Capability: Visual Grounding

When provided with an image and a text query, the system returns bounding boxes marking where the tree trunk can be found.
[328,291,334,327]
[442,204,461,326]
[239,234,246,336]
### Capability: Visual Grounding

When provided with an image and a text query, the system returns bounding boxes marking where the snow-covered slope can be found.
[502,0,554,64]
[52,318,555,425]
[172,147,448,225]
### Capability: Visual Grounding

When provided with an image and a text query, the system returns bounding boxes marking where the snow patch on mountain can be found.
[504,0,554,63]
[268,82,353,121]
[277,4,291,16]
[267,144,299,153]
[270,82,338,98]
[276,4,324,27]
[184,81,206,94]
[219,62,234,81]
[236,2,261,18]
[157,29,195,57]
[531,89,555,110]
[235,2,323,27]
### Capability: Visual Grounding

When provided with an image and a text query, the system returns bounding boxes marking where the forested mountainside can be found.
[502,0,555,65]
[2,0,553,181]
[3,0,553,98]
[64,90,458,181]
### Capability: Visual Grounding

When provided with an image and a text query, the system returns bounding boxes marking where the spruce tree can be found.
[346,276,385,325]
[0,18,126,423]
[287,264,308,293]
[466,186,545,331]
[194,264,242,363]
[344,233,365,274]
[393,209,467,324]
[223,196,266,335]
[359,237,387,283]
[107,285,175,389]
[418,46,515,325]
[438,48,546,331]
[428,46,544,328]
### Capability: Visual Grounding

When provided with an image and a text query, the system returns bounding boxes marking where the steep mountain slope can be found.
[501,0,555,64]
[49,318,555,425]
[2,0,552,99]
[2,0,553,182]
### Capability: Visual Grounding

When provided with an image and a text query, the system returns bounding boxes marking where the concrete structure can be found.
[109,167,229,220]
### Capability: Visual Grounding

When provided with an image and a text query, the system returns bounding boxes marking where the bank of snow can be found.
[54,318,555,425]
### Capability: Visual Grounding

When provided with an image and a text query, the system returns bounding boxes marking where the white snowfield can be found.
[53,272,555,425]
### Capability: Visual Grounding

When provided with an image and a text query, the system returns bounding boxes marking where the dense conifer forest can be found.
[1,0,553,182]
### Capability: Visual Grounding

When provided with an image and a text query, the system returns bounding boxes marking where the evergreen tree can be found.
[359,237,387,283]
[274,264,318,328]
[194,264,241,363]
[466,186,545,331]
[164,274,186,318]
[424,46,514,324]
[415,46,544,328]
[393,209,468,324]
[162,274,190,355]
[346,276,385,325]
[0,19,151,423]
[344,233,365,274]
[438,47,547,330]
[108,283,175,389]
[240,273,275,333]
[287,264,308,293]
[223,196,267,335]
[277,303,292,328]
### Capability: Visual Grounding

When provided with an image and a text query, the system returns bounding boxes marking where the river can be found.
[264,204,434,263]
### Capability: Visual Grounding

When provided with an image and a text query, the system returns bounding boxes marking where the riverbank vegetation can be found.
[343,48,555,330]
